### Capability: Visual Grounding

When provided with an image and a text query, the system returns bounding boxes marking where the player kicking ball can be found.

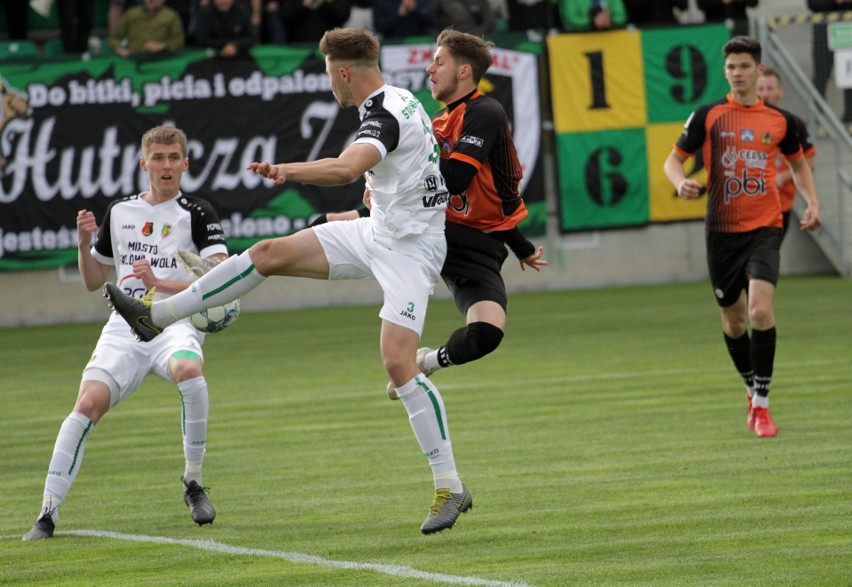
[106,28,472,534]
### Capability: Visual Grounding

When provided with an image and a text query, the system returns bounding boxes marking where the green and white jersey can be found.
[92,192,227,299]
[354,84,448,240]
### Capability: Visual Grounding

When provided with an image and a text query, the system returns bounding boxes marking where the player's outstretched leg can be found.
[182,477,216,525]
[103,284,162,342]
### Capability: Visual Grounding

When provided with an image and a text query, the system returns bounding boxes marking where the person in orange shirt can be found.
[663,36,821,439]
[756,67,817,239]
[407,29,546,391]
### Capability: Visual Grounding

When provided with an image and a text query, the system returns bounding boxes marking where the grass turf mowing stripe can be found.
[59,530,532,586]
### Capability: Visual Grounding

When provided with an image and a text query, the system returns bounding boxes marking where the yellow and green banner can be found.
[548,24,730,232]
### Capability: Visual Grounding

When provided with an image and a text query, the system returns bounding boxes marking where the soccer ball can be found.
[189,299,241,333]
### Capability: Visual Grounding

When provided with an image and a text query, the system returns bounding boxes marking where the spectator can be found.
[697,0,757,37]
[110,0,192,39]
[372,0,437,40]
[109,0,186,57]
[623,0,686,27]
[558,0,626,32]
[2,0,29,40]
[196,0,261,39]
[261,0,288,43]
[488,0,509,31]
[505,0,555,31]
[59,0,96,53]
[433,0,495,36]
[195,0,256,57]
[808,0,852,130]
[345,0,374,32]
[277,0,354,44]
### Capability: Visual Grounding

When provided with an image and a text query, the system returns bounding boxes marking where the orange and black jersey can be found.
[777,112,815,213]
[432,89,527,232]
[674,94,803,233]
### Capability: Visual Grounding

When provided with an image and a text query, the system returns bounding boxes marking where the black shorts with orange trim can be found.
[706,227,783,308]
[441,221,509,315]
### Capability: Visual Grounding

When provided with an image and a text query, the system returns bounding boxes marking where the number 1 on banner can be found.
[584,51,611,110]
[548,31,646,133]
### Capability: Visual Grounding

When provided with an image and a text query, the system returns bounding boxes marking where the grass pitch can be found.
[1,276,850,586]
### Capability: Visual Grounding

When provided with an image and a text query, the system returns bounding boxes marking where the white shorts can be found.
[313,217,446,336]
[82,313,205,408]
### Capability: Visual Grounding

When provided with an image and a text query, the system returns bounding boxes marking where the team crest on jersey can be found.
[741,129,754,142]
[162,224,172,237]
[141,222,154,236]
[761,131,772,144]
[449,193,470,215]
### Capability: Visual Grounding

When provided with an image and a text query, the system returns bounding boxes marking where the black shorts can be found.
[441,221,509,315]
[706,227,783,308]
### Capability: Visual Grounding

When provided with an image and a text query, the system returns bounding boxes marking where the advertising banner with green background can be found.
[0,38,544,271]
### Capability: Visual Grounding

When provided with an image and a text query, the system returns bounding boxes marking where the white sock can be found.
[41,412,94,520]
[752,394,769,408]
[178,376,208,482]
[152,252,266,327]
[183,461,203,485]
[396,375,462,493]
[422,350,441,373]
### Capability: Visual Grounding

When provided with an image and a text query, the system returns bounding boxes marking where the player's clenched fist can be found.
[76,210,98,245]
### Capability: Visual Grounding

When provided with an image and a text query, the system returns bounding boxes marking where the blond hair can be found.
[141,125,187,158]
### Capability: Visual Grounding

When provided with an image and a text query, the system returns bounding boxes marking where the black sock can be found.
[724,332,754,390]
[751,327,776,397]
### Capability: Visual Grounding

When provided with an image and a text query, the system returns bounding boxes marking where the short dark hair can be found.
[436,28,493,83]
[319,28,379,67]
[723,36,761,64]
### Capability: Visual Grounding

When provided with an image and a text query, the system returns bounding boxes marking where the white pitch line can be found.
[58,530,531,587]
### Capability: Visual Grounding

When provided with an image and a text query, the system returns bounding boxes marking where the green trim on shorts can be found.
[172,350,201,361]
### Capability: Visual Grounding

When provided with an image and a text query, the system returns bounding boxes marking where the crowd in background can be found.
[5,1,852,127]
[2,0,773,59]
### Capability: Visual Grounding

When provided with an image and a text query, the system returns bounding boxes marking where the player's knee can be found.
[170,358,203,382]
[748,304,773,329]
[249,239,285,276]
[383,355,410,387]
[721,309,748,336]
[73,385,111,423]
[467,321,504,359]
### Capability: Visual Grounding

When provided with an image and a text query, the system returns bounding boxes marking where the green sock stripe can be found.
[67,421,93,476]
[179,389,187,435]
[417,377,446,440]
[172,350,200,361]
[202,263,256,301]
